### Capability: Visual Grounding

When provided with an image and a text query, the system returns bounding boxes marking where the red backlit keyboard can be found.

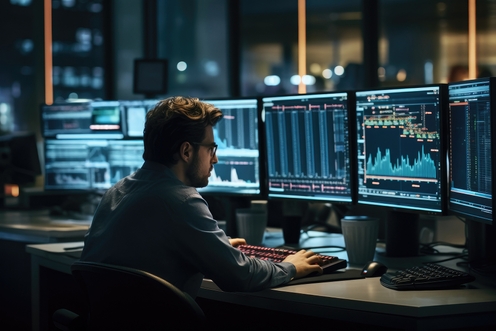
[238,244,347,274]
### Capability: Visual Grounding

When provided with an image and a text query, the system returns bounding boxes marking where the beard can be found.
[186,153,210,188]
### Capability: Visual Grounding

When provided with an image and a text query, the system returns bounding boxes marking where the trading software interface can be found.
[356,86,445,213]
[41,99,158,139]
[449,78,493,222]
[44,139,144,190]
[41,100,159,190]
[262,92,352,202]
[197,99,260,195]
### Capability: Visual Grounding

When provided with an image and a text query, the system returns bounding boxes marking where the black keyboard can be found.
[238,244,347,274]
[380,263,476,290]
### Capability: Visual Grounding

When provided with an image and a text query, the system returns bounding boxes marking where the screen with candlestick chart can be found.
[262,92,354,203]
[355,85,448,214]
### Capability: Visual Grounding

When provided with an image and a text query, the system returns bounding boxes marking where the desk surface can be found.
[26,230,496,330]
[0,209,90,242]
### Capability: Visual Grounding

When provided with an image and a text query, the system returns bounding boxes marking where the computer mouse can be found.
[361,261,388,278]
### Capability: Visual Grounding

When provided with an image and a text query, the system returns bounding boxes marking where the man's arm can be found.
[229,238,323,279]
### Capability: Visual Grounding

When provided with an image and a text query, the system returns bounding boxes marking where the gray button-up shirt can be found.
[80,161,295,297]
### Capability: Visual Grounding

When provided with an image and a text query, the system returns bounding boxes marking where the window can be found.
[239,0,363,96]
[51,0,109,102]
[379,0,496,86]
[157,0,229,98]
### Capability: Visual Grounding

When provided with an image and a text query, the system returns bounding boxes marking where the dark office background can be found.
[1,1,495,330]
[2,0,495,142]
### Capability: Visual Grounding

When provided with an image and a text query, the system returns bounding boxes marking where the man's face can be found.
[186,125,218,188]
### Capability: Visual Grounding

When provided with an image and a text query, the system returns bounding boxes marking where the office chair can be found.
[53,261,206,331]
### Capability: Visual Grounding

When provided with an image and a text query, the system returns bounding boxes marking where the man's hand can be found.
[229,238,247,247]
[282,249,323,279]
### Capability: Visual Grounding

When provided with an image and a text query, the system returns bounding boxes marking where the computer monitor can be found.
[44,139,144,191]
[262,92,354,203]
[0,132,42,186]
[41,100,125,140]
[355,84,448,256]
[40,99,153,192]
[40,99,161,139]
[197,98,261,196]
[448,77,496,268]
[448,77,494,224]
[355,85,447,213]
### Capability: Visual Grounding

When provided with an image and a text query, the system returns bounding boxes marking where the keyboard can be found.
[380,263,476,290]
[238,244,347,274]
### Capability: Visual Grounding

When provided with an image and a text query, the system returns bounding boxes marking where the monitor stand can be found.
[203,196,251,237]
[385,210,420,257]
[301,203,347,234]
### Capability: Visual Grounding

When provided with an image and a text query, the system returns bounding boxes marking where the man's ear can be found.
[178,141,193,163]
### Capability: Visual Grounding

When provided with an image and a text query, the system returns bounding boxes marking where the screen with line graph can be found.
[448,77,495,224]
[43,139,144,191]
[355,85,448,214]
[196,98,261,196]
[262,92,354,203]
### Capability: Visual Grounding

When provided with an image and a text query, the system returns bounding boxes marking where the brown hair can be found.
[143,96,223,166]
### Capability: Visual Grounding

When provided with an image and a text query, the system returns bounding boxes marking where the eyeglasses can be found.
[191,142,218,157]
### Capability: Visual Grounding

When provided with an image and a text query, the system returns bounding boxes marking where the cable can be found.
[419,241,467,255]
[420,254,469,265]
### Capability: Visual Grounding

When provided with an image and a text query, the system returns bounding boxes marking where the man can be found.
[80,96,323,298]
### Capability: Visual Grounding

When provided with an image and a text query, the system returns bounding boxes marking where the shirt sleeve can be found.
[172,192,296,292]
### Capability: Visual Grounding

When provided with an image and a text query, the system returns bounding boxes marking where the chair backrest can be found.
[71,261,205,330]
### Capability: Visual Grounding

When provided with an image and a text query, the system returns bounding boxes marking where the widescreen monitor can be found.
[40,99,159,139]
[355,85,448,214]
[448,77,496,270]
[448,77,495,225]
[262,92,354,203]
[41,101,124,139]
[44,139,144,191]
[40,99,161,192]
[197,98,261,196]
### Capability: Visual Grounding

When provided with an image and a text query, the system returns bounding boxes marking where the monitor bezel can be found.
[354,83,449,216]
[261,90,356,205]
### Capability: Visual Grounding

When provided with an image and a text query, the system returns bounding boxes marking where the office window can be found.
[380,0,496,86]
[51,0,109,102]
[0,2,37,133]
[157,0,229,98]
[239,0,363,96]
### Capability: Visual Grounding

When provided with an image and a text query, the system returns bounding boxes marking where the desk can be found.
[0,209,90,330]
[0,209,90,243]
[26,231,496,331]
